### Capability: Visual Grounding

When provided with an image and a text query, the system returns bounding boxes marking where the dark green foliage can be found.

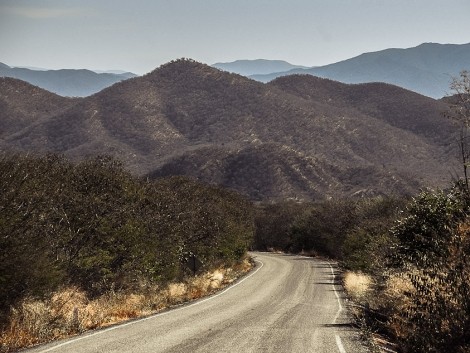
[0,154,68,315]
[392,186,467,267]
[253,201,305,251]
[342,197,405,273]
[253,197,403,271]
[289,199,361,257]
[0,153,253,321]
[253,200,351,256]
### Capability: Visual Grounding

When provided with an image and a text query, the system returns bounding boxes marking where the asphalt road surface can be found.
[27,252,369,353]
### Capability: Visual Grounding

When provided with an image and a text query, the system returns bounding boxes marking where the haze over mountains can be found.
[0,58,460,201]
[0,63,136,97]
[2,42,467,100]
[216,43,470,99]
[212,60,308,77]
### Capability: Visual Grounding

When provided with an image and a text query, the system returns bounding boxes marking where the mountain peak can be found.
[145,58,218,79]
[152,58,208,72]
[416,42,470,48]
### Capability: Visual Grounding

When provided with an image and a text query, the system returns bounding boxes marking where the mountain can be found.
[0,59,459,201]
[92,70,134,74]
[248,43,470,98]
[0,63,137,97]
[212,59,308,76]
[0,77,77,138]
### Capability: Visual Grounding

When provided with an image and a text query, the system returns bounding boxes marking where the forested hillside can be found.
[0,59,459,201]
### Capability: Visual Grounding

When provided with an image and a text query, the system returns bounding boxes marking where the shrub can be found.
[389,185,470,352]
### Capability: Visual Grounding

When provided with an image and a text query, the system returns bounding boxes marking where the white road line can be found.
[329,263,343,324]
[36,259,264,353]
[329,262,347,353]
[335,334,347,353]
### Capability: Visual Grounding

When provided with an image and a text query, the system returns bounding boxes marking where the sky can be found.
[1,0,469,75]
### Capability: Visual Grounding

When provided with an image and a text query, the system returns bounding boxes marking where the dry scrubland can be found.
[344,271,411,352]
[253,72,470,352]
[0,154,254,352]
[255,184,470,353]
[3,154,470,353]
[1,66,469,353]
[1,261,252,352]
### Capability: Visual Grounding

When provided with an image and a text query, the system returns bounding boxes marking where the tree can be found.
[446,70,470,192]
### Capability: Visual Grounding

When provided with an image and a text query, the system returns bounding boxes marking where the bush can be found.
[341,197,404,274]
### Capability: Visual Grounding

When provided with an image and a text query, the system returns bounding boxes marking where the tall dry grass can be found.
[343,271,413,353]
[343,271,373,300]
[0,259,252,353]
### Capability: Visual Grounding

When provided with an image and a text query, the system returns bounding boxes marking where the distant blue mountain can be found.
[212,59,308,77]
[243,43,470,98]
[0,63,137,97]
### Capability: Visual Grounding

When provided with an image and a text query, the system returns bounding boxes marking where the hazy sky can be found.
[1,0,469,74]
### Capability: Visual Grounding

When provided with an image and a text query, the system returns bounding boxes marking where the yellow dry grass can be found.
[343,271,373,300]
[383,274,414,304]
[166,283,188,299]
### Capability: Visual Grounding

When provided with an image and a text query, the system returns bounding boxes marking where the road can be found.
[27,252,369,353]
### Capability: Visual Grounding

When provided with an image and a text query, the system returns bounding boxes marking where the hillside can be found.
[0,59,459,201]
[0,77,76,138]
[249,43,470,98]
[0,63,137,97]
[269,75,454,145]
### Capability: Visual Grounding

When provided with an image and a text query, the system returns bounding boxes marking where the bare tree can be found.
[446,70,470,192]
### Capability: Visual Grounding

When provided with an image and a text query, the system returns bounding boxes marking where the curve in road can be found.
[27,252,369,353]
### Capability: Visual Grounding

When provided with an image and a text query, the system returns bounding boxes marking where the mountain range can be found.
[0,58,460,201]
[2,42,468,99]
[215,43,470,99]
[0,63,136,97]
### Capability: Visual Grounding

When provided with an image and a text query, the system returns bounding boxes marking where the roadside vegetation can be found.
[253,71,470,353]
[254,186,470,353]
[0,154,253,352]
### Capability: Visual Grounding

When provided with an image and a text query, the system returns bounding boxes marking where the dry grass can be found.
[382,274,413,307]
[0,260,253,353]
[343,271,417,353]
[343,271,373,300]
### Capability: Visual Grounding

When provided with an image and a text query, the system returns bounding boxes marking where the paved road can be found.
[27,253,369,353]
